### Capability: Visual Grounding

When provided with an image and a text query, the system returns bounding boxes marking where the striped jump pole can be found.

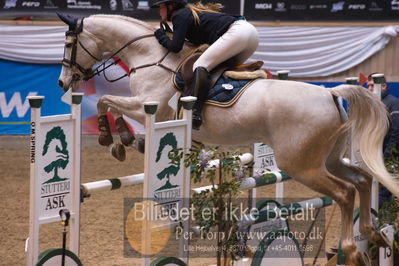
[81,153,254,197]
[238,196,333,227]
[207,153,254,169]
[81,173,145,198]
[192,171,291,194]
[370,73,384,211]
[239,171,291,190]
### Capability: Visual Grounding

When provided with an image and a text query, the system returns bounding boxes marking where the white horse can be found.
[57,14,399,265]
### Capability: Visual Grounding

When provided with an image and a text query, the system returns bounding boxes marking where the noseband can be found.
[62,18,176,82]
[62,18,95,81]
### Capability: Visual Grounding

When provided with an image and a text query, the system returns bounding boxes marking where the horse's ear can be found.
[57,12,78,31]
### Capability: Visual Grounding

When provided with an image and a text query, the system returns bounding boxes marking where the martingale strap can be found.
[86,34,177,82]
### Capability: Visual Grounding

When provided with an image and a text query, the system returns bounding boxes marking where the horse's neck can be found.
[84,16,152,56]
[85,16,189,120]
[85,15,189,75]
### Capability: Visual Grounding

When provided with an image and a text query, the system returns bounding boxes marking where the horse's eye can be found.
[65,42,73,48]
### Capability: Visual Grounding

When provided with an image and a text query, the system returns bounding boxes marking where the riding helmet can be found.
[151,0,187,8]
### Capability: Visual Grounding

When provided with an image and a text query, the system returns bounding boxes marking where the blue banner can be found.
[0,59,69,134]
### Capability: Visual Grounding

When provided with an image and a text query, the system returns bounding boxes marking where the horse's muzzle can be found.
[58,79,70,92]
[58,79,64,89]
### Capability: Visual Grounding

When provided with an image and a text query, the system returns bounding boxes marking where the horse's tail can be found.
[329,84,399,198]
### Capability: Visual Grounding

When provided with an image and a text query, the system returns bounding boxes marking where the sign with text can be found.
[253,143,278,174]
[0,0,240,20]
[36,122,74,219]
[244,0,399,21]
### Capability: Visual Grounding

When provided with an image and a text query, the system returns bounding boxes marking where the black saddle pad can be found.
[175,71,251,103]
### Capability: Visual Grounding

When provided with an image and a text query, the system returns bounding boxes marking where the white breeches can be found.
[193,20,259,72]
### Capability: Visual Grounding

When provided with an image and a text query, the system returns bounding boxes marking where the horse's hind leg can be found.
[282,165,369,266]
[326,135,390,247]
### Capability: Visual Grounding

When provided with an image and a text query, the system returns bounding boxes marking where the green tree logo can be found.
[155,132,180,191]
[42,126,69,184]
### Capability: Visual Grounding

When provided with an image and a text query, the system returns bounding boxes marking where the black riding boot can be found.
[191,67,210,130]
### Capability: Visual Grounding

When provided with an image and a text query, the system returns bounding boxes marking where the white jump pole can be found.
[81,173,145,196]
[346,77,361,166]
[371,73,384,211]
[349,73,383,211]
[372,73,394,266]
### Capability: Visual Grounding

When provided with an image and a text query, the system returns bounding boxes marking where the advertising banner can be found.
[0,0,240,20]
[0,58,144,135]
[0,59,69,134]
[1,0,399,21]
[244,0,399,21]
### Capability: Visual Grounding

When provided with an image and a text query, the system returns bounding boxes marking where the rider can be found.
[151,0,259,129]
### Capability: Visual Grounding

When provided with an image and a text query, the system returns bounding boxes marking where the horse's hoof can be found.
[111,142,126,162]
[98,115,113,146]
[120,132,135,146]
[137,138,145,154]
[98,134,113,146]
[133,138,145,154]
[115,117,135,146]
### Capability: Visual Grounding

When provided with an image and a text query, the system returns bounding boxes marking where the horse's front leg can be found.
[97,99,114,146]
[109,108,135,147]
[97,95,146,161]
[98,94,146,123]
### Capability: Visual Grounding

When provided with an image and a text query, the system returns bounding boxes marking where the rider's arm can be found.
[154,9,192,53]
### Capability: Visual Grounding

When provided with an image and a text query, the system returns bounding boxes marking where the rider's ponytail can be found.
[186,1,223,25]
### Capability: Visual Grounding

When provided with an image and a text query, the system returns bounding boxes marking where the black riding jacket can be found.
[382,87,399,158]
[155,8,239,53]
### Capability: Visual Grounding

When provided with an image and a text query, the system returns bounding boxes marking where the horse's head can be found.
[57,13,102,92]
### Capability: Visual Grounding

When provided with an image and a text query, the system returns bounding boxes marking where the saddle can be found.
[180,52,264,92]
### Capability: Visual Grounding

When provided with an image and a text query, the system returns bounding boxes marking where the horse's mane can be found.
[88,14,155,31]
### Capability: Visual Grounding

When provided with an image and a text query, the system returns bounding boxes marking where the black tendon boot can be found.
[192,67,210,130]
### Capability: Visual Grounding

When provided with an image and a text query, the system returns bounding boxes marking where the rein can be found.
[63,19,177,82]
[86,33,156,81]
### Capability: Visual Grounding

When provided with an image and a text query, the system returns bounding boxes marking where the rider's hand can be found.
[154,28,165,39]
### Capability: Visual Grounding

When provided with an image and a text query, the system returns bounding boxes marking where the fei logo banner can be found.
[0,59,69,134]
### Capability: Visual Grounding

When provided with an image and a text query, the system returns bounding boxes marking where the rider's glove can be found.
[154,28,166,40]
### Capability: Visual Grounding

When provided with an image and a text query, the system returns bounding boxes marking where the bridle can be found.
[62,18,177,83]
